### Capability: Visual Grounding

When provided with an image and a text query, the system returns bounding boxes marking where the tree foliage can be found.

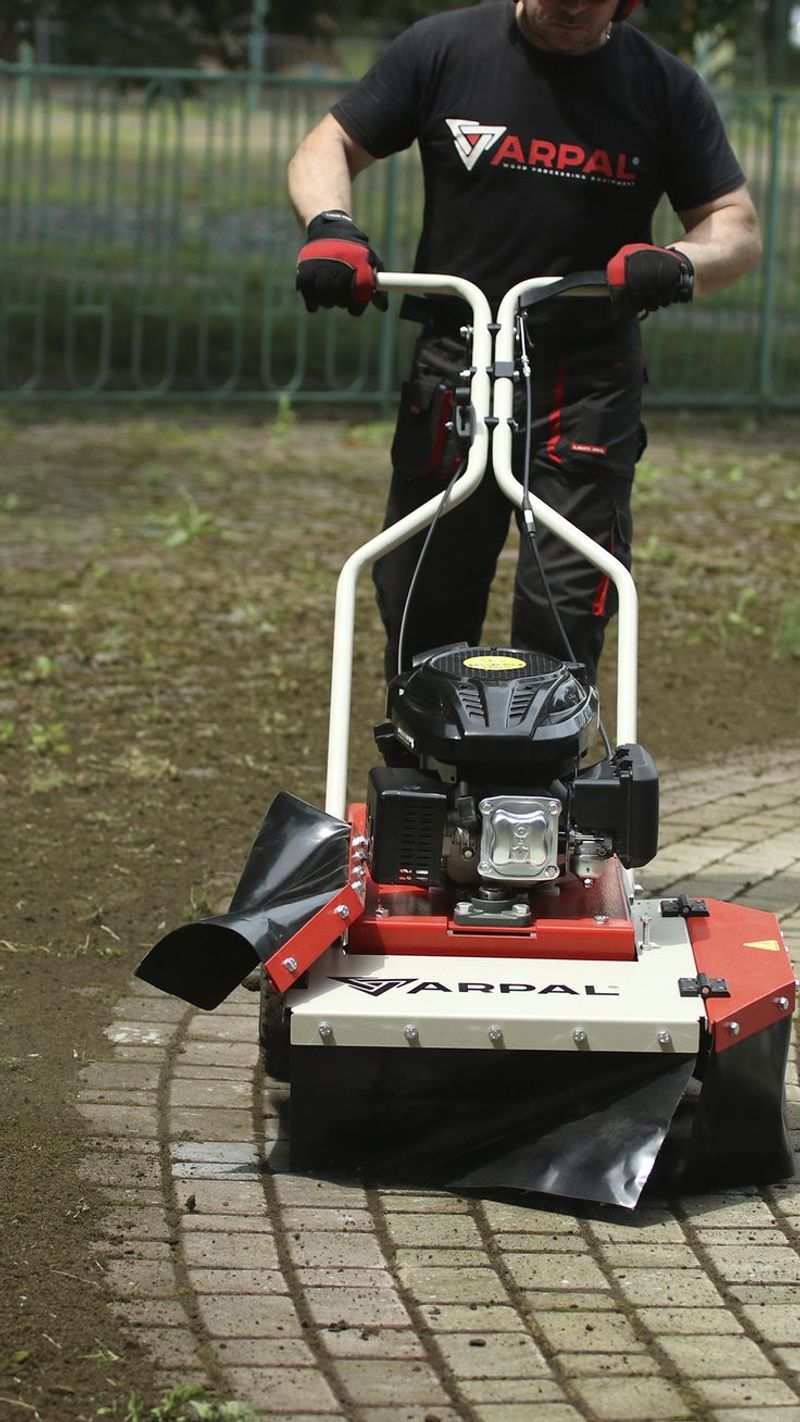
[2,0,790,79]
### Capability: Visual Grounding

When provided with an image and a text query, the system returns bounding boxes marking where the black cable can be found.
[517,315,577,666]
[517,316,612,761]
[396,459,465,678]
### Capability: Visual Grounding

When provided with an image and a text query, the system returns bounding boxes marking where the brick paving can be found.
[81,746,800,1420]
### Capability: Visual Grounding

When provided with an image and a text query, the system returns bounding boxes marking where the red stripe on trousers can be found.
[545,355,567,466]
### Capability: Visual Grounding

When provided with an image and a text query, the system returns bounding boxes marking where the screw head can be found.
[594,914,609,924]
[727,1020,741,1036]
[318,1021,333,1040]
[403,1024,419,1042]
[488,1025,503,1043]
[335,904,350,920]
[776,996,790,1011]
[545,864,559,879]
[657,1030,672,1047]
[282,956,298,974]
[572,1028,588,1045]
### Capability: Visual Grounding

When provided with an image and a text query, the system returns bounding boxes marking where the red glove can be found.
[296,210,388,317]
[607,244,694,314]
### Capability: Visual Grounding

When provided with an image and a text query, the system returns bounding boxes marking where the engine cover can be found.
[387,646,598,772]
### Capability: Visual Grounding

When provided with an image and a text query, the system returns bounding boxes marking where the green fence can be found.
[0,61,798,409]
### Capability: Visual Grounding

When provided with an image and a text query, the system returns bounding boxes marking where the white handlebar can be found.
[323,273,638,820]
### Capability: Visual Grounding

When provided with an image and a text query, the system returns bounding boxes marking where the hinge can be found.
[661,893,710,919]
[679,972,730,999]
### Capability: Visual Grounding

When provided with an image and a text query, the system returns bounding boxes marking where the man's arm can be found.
[671,184,762,299]
[287,113,378,229]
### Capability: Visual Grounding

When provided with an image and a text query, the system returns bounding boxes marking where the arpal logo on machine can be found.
[330,976,619,997]
[446,119,507,171]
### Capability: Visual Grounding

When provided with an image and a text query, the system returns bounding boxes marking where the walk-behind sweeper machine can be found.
[137,273,795,1208]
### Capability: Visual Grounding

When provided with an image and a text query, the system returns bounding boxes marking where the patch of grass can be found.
[27,721,71,757]
[158,493,219,548]
[271,393,296,436]
[117,1384,258,1420]
[718,586,764,644]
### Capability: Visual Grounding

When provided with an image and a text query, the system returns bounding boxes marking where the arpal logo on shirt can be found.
[447,118,507,171]
[446,118,639,186]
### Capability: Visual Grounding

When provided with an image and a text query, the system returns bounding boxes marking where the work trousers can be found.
[373,319,646,684]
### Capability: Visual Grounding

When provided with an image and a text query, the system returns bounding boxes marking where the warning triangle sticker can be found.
[743,938,782,952]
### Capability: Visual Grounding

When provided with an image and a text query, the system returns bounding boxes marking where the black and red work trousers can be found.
[373,318,646,684]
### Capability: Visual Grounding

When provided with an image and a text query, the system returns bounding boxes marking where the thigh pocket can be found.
[391,372,463,482]
[545,345,645,479]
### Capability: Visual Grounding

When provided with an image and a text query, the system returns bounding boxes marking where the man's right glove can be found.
[607,244,694,315]
[296,210,388,317]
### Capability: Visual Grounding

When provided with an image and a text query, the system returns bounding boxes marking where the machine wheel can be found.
[259,971,291,1082]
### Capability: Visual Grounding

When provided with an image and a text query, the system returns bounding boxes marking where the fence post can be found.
[757,91,784,411]
[377,155,400,419]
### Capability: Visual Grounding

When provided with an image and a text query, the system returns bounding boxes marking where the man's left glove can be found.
[607,244,694,314]
[296,210,388,317]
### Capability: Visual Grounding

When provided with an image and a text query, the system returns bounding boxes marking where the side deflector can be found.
[135,793,353,1010]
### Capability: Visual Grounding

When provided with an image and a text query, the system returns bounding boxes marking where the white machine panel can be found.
[289,901,703,1054]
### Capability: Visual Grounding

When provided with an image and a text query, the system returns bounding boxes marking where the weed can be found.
[121,1384,258,1420]
[160,494,218,548]
[27,722,71,757]
[0,720,14,746]
[186,884,214,919]
[29,654,60,682]
[718,586,764,644]
[26,720,70,758]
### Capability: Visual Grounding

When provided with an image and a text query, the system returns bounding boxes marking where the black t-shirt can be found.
[332,1,746,312]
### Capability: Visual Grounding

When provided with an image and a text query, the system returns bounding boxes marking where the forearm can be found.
[671,195,762,298]
[287,114,372,230]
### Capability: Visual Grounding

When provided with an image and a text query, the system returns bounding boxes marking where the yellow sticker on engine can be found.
[743,939,782,952]
[463,655,527,671]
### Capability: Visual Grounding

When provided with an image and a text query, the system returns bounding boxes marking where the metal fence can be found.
[0,61,798,409]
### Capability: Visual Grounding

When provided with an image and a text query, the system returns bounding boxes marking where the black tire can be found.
[259,971,291,1082]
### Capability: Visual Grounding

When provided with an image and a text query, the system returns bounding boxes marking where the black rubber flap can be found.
[653,1016,794,1193]
[135,792,350,1010]
[290,1046,695,1209]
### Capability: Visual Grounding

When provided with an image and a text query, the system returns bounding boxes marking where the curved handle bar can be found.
[492,275,638,747]
[324,271,638,820]
[325,274,493,818]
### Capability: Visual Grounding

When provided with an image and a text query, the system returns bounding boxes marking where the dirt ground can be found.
[1,407,799,1420]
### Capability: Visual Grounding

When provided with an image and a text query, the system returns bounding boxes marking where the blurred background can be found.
[0,0,798,408]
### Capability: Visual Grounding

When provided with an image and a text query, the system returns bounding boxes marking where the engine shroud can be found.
[386,646,598,773]
[371,645,659,891]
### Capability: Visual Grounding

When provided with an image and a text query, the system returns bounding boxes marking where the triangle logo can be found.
[329,976,417,996]
[742,939,782,952]
[446,118,506,172]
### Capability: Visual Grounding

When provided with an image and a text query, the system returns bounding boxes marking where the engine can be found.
[367,646,658,914]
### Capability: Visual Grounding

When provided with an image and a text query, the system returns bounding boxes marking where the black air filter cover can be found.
[387,646,598,768]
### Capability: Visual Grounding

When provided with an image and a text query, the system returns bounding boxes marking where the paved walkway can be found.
[80,748,800,1422]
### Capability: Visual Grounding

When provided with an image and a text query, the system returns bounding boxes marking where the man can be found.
[287,0,761,681]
